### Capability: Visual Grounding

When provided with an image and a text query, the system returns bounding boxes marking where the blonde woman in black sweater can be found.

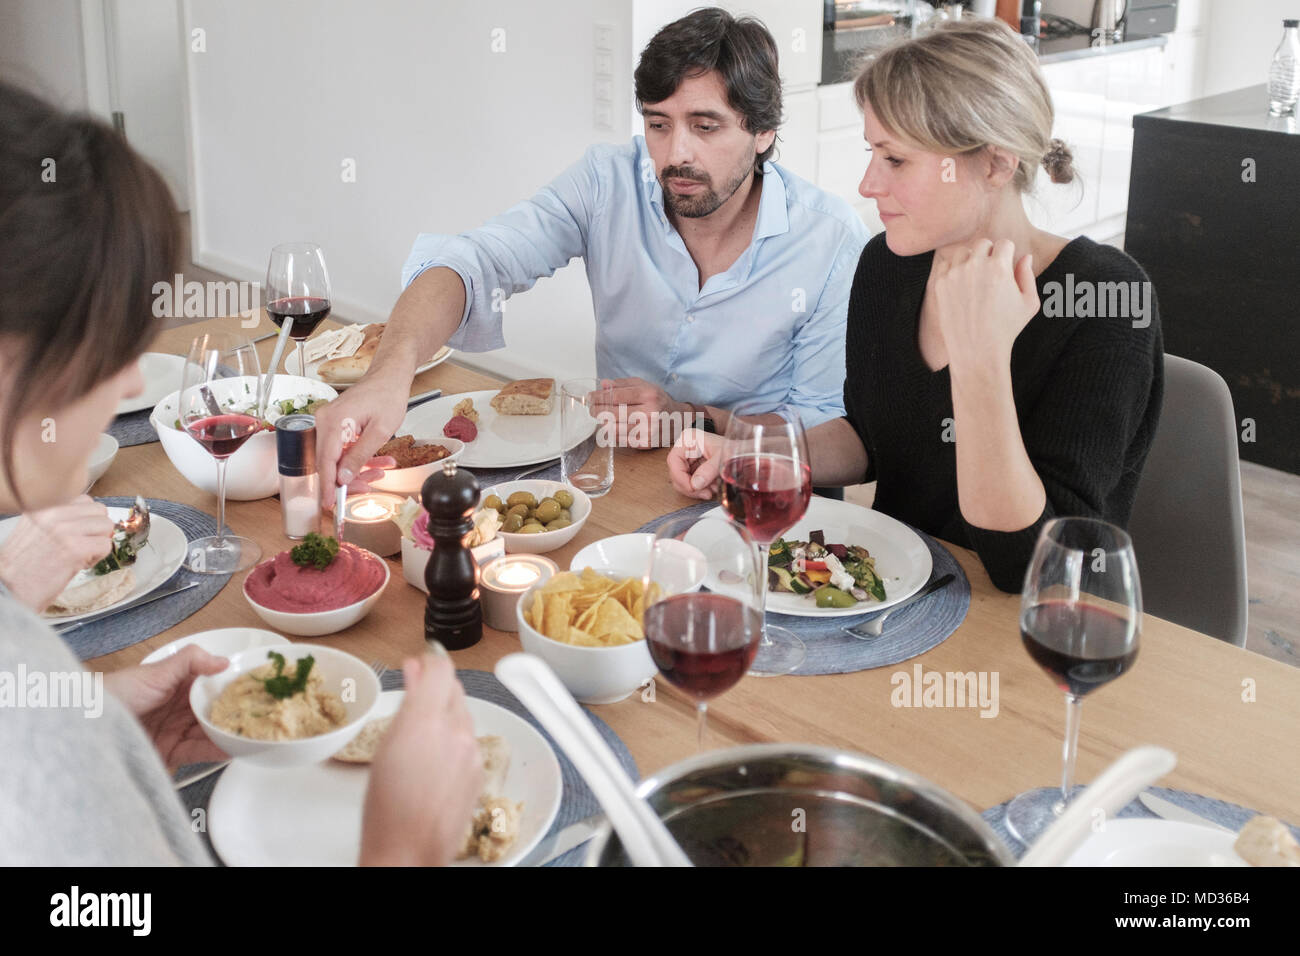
[668,19,1163,592]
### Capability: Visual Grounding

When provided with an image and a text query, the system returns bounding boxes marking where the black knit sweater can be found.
[842,233,1164,592]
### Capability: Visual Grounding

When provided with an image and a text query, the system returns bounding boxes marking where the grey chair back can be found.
[1128,355,1248,646]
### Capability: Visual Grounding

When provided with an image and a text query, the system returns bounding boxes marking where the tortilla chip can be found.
[592,596,642,641]
[540,593,573,641]
[540,572,585,594]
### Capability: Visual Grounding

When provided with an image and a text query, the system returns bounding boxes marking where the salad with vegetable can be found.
[173,385,330,431]
[767,530,886,608]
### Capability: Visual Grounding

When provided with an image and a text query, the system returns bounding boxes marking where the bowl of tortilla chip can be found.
[515,568,656,705]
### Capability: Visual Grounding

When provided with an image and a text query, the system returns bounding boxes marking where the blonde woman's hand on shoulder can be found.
[931,238,1039,376]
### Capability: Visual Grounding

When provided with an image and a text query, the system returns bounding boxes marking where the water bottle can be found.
[1268,19,1300,116]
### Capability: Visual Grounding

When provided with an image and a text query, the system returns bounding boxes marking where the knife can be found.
[406,388,442,410]
[252,331,278,344]
[53,580,201,634]
[525,812,606,866]
[1138,793,1236,834]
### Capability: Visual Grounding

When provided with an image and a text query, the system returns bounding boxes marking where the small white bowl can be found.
[242,555,390,637]
[570,533,707,593]
[401,534,505,593]
[150,375,338,501]
[142,626,289,665]
[483,480,591,555]
[368,437,466,496]
[85,433,119,490]
[515,582,656,705]
[190,643,381,767]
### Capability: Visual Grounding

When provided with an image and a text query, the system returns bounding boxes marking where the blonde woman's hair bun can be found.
[1043,138,1075,184]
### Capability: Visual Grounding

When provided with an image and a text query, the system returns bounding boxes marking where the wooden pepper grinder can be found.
[421,459,482,651]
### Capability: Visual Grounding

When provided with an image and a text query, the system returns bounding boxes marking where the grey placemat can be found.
[177,668,638,868]
[464,460,562,488]
[108,408,160,447]
[54,497,232,661]
[636,501,971,675]
[983,786,1300,859]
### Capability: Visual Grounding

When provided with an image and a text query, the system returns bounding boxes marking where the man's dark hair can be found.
[634,8,783,169]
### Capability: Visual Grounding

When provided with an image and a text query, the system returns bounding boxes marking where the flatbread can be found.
[316,324,384,383]
[44,568,135,616]
[489,378,554,415]
[331,715,394,764]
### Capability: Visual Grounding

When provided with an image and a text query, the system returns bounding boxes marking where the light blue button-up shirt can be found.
[401,136,869,428]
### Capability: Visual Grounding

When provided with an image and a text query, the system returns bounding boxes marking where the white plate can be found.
[1066,819,1248,867]
[117,352,188,415]
[695,497,932,618]
[0,508,189,624]
[285,344,452,389]
[208,691,562,866]
[141,626,289,665]
[400,389,577,470]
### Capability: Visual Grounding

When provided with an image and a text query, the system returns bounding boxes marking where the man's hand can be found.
[360,655,483,866]
[589,377,693,449]
[103,645,230,772]
[315,374,409,508]
[667,428,724,500]
[0,496,115,612]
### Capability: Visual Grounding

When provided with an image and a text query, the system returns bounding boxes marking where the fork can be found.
[512,461,557,481]
[841,573,955,640]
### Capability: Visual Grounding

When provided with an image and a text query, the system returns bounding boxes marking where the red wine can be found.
[267,296,331,340]
[1022,600,1139,697]
[644,593,761,700]
[720,454,811,544]
[186,413,262,459]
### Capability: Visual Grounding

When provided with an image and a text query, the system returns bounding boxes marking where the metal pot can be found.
[586,743,1015,867]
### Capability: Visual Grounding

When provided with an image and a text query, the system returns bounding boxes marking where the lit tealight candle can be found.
[480,554,558,631]
[342,492,404,556]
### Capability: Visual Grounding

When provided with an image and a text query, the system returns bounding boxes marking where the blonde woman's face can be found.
[0,358,143,510]
[858,103,990,257]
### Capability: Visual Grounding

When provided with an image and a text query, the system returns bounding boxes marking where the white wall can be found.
[1201,0,1298,97]
[183,0,637,384]
[0,0,89,110]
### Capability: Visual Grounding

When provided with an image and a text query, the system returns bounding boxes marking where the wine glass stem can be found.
[752,539,773,648]
[214,457,229,548]
[294,339,306,377]
[696,701,708,752]
[1059,693,1083,809]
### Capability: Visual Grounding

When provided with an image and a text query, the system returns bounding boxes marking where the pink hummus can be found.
[244,542,386,613]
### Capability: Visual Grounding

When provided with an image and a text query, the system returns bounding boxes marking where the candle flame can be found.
[351,499,393,520]
[494,562,541,589]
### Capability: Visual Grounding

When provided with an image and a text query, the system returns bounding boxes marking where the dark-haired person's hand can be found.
[0,496,115,613]
[667,428,723,500]
[103,645,231,772]
[360,655,482,866]
[930,238,1039,375]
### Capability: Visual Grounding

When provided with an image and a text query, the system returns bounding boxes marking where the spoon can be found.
[495,653,692,867]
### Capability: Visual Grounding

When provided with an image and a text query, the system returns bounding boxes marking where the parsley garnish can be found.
[290,532,339,570]
[261,650,315,699]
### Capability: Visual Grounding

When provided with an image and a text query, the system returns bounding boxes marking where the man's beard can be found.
[659,159,753,219]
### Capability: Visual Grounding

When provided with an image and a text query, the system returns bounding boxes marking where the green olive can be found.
[534,498,562,523]
[506,503,530,519]
[518,522,546,535]
[559,508,571,521]
[814,586,857,609]
[506,491,537,509]
[553,489,574,509]
[483,494,504,513]
[502,513,525,533]
[544,518,572,531]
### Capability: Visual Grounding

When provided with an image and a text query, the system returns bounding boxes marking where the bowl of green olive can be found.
[479,479,592,555]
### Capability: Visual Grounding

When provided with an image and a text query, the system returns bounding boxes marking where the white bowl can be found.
[243,554,390,637]
[401,534,505,593]
[190,643,381,767]
[570,533,707,593]
[367,437,466,496]
[482,480,591,555]
[515,582,656,705]
[150,375,338,500]
[142,626,290,665]
[85,433,119,489]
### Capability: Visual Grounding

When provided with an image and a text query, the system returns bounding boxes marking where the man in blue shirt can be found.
[317,8,869,496]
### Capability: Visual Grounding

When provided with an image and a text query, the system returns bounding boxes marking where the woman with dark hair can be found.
[667,19,1163,593]
[0,82,482,864]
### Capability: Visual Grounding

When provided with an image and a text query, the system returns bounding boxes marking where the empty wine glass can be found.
[643,514,763,751]
[719,403,811,676]
[1004,517,1142,845]
[178,332,264,574]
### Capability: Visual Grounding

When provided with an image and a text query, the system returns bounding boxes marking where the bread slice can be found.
[489,378,554,415]
[45,568,135,616]
[331,715,394,764]
[1235,815,1300,866]
[317,324,384,384]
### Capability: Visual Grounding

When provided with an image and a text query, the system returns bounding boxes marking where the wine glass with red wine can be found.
[178,332,264,574]
[1004,517,1142,845]
[643,514,763,751]
[265,242,332,376]
[720,402,811,676]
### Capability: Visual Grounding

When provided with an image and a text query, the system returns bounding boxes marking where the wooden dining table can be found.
[91,314,1300,830]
